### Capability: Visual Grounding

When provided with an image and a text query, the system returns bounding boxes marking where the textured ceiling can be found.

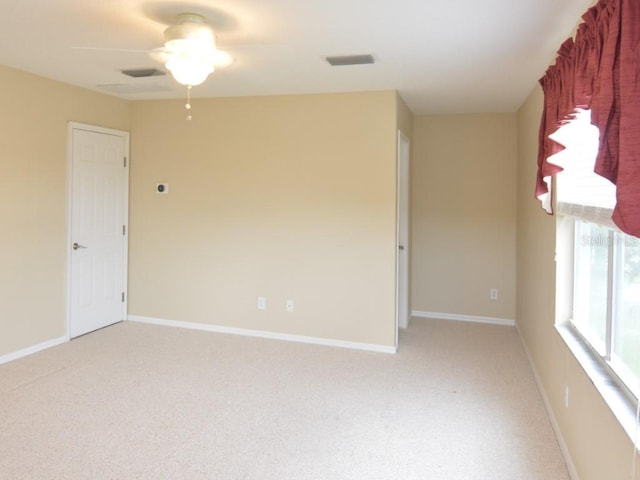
[0,0,594,114]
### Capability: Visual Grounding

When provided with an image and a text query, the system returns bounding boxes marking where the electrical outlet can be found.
[490,288,498,301]
[286,300,294,312]
[257,296,266,311]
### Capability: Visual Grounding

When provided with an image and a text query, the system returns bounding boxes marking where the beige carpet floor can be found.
[0,318,570,479]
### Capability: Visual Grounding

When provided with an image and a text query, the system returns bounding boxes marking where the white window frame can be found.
[562,217,639,398]
[556,210,640,445]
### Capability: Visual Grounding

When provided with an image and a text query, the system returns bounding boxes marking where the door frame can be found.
[396,130,410,346]
[65,122,130,340]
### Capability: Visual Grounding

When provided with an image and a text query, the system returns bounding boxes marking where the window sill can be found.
[555,323,639,446]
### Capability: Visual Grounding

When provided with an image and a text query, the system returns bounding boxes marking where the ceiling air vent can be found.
[121,68,166,78]
[326,54,375,66]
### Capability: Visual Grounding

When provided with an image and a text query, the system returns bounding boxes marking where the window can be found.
[553,111,640,400]
[572,220,640,397]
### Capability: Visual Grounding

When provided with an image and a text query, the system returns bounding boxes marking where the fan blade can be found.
[212,50,233,67]
[71,46,151,54]
[149,47,168,63]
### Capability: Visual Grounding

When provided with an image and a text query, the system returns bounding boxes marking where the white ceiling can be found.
[0,0,593,114]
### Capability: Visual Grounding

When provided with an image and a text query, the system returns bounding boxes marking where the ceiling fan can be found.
[153,12,233,87]
[81,12,234,119]
[74,13,233,85]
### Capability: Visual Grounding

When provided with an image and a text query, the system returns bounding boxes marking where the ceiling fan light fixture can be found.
[165,56,214,86]
[162,13,230,87]
[160,13,233,119]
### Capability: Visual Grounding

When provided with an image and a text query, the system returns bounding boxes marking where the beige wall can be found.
[0,65,130,357]
[128,91,400,347]
[517,85,640,480]
[411,114,517,320]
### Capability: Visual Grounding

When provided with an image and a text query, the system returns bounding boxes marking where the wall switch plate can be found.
[257,296,266,311]
[286,300,294,312]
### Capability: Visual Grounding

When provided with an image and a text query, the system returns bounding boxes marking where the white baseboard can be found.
[0,336,67,366]
[515,324,579,480]
[411,310,516,327]
[127,315,397,354]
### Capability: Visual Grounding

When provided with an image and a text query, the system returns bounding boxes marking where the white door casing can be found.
[68,123,129,338]
[396,131,410,337]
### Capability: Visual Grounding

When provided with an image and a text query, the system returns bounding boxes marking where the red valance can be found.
[536,0,640,237]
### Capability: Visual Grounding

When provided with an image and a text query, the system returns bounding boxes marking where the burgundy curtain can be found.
[536,0,640,237]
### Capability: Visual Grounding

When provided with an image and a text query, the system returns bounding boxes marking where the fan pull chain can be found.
[185,85,192,121]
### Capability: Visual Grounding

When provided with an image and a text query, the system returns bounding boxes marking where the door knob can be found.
[399,245,405,251]
[72,242,87,250]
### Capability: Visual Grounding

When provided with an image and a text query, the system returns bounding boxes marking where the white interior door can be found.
[396,131,410,336]
[69,124,129,338]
